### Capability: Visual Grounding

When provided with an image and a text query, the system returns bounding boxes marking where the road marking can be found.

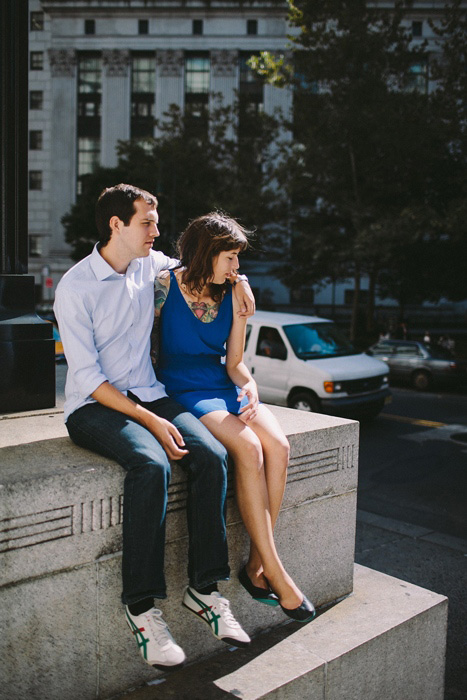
[380,413,446,428]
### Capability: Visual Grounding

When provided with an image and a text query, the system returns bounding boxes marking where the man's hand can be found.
[140,412,189,461]
[232,279,256,318]
[91,381,189,460]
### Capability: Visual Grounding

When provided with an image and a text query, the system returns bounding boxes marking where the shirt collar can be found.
[89,244,141,280]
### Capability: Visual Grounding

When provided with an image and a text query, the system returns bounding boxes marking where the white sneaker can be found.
[183,587,251,647]
[125,606,186,670]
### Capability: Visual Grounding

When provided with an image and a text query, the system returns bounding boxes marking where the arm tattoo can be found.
[151,275,170,367]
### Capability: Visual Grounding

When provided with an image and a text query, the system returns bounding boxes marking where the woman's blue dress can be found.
[157,270,248,418]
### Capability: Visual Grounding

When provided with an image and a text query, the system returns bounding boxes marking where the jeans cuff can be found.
[121,591,167,606]
[190,573,230,590]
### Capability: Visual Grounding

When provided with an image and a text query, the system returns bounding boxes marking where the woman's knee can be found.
[263,433,290,464]
[232,433,263,470]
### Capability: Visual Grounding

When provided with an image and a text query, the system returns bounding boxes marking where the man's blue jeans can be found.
[66,396,230,605]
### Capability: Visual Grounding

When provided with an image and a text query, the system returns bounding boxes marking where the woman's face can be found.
[210,248,241,285]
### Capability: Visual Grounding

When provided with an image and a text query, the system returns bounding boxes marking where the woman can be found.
[151,212,315,621]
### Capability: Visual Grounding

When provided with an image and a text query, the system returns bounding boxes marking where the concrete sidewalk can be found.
[115,511,466,700]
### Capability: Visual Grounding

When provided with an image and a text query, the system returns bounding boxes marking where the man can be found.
[54,184,255,670]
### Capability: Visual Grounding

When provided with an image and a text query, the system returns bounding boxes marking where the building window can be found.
[77,54,102,123]
[29,171,43,191]
[30,11,44,31]
[30,90,43,110]
[84,19,95,35]
[77,137,100,179]
[29,130,43,150]
[77,53,102,192]
[131,53,156,138]
[408,59,428,94]
[239,52,264,137]
[412,21,423,37]
[138,19,149,35]
[247,19,258,35]
[30,52,44,70]
[185,53,210,135]
[193,19,203,36]
[29,235,43,258]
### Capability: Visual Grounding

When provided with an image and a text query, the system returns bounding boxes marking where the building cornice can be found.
[41,0,288,13]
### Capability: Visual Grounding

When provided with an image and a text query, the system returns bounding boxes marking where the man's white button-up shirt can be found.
[54,245,178,421]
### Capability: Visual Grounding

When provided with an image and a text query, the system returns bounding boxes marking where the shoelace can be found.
[145,609,174,647]
[213,595,240,628]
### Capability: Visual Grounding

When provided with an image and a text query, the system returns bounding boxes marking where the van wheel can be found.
[289,392,320,413]
[412,370,432,391]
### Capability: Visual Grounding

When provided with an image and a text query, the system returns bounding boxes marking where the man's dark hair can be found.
[95,183,158,246]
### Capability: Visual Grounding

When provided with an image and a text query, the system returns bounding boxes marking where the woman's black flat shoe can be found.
[238,566,279,606]
[280,594,316,622]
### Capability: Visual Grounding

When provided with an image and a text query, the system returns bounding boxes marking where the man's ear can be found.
[109,215,122,235]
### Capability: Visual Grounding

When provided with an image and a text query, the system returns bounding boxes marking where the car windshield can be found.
[283,322,357,359]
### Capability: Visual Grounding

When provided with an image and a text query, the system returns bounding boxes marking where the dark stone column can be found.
[0,0,55,413]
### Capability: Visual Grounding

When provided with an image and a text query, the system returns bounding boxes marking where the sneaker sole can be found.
[152,660,185,672]
[182,601,250,647]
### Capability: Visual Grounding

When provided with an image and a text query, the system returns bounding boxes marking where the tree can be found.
[63,100,280,261]
[251,1,465,340]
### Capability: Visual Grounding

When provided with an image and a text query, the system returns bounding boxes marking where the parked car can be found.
[367,339,467,390]
[244,311,390,418]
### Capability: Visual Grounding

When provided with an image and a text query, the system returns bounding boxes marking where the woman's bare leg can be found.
[200,410,302,609]
[239,405,290,592]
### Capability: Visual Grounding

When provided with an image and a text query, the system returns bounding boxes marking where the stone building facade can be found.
[27,0,452,310]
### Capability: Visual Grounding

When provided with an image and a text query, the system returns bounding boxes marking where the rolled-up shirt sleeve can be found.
[54,286,108,400]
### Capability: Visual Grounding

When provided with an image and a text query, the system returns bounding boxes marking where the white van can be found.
[244,311,390,418]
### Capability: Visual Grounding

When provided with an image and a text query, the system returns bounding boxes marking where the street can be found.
[355,386,467,700]
[358,387,467,539]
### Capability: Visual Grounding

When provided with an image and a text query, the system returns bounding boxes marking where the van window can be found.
[283,322,357,359]
[245,324,252,350]
[256,327,287,360]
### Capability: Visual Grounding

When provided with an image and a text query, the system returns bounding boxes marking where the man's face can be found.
[119,199,160,260]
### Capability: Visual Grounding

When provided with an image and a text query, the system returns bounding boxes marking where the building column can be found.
[48,49,77,255]
[155,50,184,132]
[101,50,131,167]
[211,50,238,138]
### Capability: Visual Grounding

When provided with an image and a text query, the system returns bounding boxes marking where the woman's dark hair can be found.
[95,183,158,247]
[177,212,249,302]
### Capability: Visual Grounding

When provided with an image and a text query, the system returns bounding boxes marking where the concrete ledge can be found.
[0,406,359,700]
[214,564,448,700]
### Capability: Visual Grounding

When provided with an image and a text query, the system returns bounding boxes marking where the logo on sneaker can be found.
[185,589,221,636]
[126,611,150,660]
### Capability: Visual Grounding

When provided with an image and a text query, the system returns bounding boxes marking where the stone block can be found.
[0,565,97,700]
[214,564,448,700]
[0,406,359,698]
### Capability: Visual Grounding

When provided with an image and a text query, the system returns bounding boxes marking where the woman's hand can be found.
[238,380,259,423]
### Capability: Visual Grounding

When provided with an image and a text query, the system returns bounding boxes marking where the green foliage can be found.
[62,100,280,261]
[250,0,467,333]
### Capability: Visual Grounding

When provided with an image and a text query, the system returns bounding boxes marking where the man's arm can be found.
[54,282,188,460]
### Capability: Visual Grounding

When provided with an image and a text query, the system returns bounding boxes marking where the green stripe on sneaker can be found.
[187,589,221,637]
[126,611,150,660]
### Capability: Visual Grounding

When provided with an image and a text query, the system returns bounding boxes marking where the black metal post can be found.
[0,0,55,413]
